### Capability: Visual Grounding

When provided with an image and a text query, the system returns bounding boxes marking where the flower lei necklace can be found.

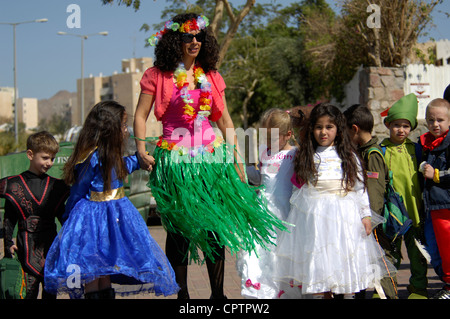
[174,62,212,124]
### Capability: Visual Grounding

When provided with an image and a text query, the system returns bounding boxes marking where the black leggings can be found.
[165,231,226,299]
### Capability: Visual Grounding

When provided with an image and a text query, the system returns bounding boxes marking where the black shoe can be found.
[177,289,190,299]
[84,288,115,299]
[84,291,101,299]
[99,288,115,299]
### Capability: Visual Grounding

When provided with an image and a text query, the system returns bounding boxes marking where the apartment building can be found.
[0,87,14,121]
[0,88,38,131]
[17,97,38,130]
[74,57,161,138]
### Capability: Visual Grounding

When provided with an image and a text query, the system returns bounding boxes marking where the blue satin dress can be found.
[44,150,179,297]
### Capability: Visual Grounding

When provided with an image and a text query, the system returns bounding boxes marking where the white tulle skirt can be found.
[274,182,396,296]
[236,243,279,299]
[236,193,286,299]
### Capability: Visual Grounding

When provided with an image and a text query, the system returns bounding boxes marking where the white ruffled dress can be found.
[274,146,396,296]
[236,147,296,299]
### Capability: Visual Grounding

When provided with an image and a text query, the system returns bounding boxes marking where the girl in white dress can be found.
[237,108,297,299]
[275,103,396,299]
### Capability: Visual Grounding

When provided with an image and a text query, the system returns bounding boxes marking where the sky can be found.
[0,0,449,101]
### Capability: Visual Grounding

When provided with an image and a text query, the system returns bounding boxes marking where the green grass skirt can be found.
[148,143,286,263]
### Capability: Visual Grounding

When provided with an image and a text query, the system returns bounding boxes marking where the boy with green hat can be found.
[380,93,428,299]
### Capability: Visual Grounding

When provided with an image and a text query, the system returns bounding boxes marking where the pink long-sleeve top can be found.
[140,66,226,148]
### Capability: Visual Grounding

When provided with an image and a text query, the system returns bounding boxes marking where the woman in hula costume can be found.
[133,12,285,299]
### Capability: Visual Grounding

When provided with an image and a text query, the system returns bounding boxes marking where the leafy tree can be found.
[302,0,443,102]
[341,0,442,67]
[0,122,27,155]
[299,0,338,99]
[223,1,329,127]
[219,2,277,128]
[102,0,257,68]
[101,0,141,11]
[100,0,329,126]
[37,112,71,138]
[0,132,16,156]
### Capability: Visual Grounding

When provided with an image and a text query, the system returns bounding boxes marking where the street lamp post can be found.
[57,31,108,125]
[0,18,48,147]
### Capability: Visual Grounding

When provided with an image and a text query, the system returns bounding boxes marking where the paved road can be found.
[123,225,443,300]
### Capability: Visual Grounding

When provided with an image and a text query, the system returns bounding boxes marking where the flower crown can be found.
[148,15,210,46]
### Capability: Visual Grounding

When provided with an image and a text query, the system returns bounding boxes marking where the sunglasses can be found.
[181,31,206,43]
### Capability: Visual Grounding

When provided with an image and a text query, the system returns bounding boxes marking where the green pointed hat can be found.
[381,93,418,130]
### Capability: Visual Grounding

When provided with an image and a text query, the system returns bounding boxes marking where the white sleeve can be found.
[355,156,371,219]
[355,182,372,219]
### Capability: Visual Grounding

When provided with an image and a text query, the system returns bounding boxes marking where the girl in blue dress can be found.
[44,101,179,299]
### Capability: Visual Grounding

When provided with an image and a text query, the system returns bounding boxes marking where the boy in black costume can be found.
[1,131,69,299]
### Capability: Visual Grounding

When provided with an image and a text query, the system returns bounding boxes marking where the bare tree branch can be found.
[216,0,256,68]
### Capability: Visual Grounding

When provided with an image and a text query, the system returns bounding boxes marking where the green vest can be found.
[380,138,423,226]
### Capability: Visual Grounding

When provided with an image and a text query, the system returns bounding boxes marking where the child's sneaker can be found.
[431,286,450,299]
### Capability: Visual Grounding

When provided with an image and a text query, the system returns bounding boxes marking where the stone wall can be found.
[358,66,427,141]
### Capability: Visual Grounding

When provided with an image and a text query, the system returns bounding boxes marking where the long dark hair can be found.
[154,13,220,73]
[63,101,128,191]
[294,103,364,192]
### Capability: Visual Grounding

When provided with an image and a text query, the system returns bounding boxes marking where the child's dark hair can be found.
[343,104,374,133]
[444,84,450,103]
[63,101,128,191]
[290,105,313,144]
[27,131,59,155]
[294,103,363,192]
[154,13,219,73]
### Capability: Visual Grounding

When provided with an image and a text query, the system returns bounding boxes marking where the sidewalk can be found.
[120,225,242,299]
[0,225,443,299]
[120,225,443,300]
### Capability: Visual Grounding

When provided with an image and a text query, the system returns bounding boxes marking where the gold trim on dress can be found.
[90,187,125,202]
[77,147,98,164]
[315,180,348,196]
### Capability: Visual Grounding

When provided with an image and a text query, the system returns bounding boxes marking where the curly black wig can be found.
[154,13,220,73]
